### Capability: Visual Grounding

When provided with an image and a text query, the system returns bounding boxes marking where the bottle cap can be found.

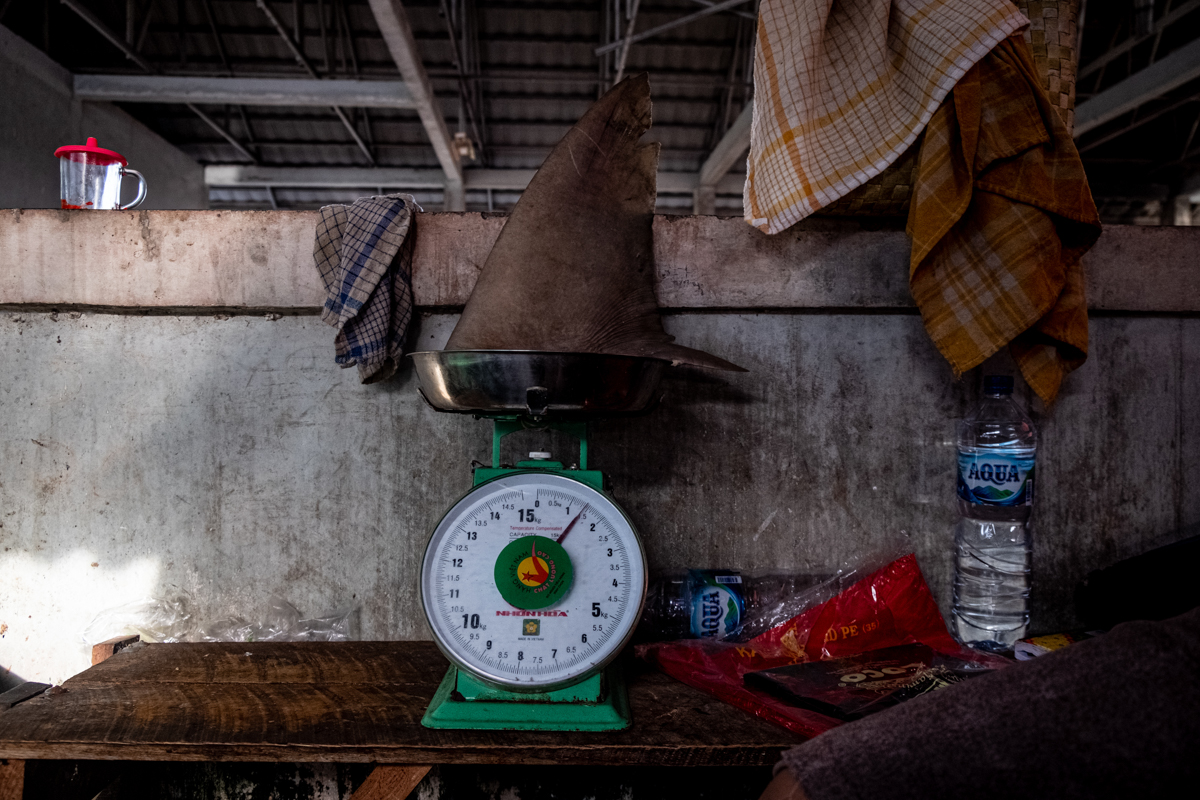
[983,375,1014,395]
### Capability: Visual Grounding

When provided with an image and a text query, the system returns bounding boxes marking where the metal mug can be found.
[55,137,148,210]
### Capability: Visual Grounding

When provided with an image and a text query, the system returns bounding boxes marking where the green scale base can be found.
[421,664,632,731]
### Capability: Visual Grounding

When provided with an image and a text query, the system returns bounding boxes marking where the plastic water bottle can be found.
[638,570,748,641]
[637,570,837,642]
[952,375,1036,652]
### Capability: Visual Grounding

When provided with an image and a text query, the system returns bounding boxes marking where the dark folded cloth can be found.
[313,194,416,383]
[779,607,1200,799]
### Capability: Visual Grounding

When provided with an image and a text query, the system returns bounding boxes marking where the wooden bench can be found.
[0,640,803,799]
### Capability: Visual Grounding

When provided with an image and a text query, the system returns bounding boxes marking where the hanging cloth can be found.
[745,0,1028,233]
[907,35,1101,405]
[313,194,417,384]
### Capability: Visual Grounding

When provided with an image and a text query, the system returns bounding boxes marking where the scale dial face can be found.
[421,472,647,692]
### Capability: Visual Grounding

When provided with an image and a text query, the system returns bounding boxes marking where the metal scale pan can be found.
[409,350,667,417]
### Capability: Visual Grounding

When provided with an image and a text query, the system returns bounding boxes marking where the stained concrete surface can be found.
[5,210,1199,312]
[2,310,1195,691]
[0,25,207,211]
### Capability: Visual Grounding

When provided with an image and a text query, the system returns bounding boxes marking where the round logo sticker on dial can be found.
[494,535,573,610]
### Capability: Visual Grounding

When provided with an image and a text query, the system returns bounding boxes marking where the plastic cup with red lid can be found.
[54,137,148,210]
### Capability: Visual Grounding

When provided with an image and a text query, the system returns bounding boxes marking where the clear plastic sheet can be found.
[639,544,907,642]
[83,594,354,645]
[81,594,197,644]
[735,542,921,640]
[638,554,1009,738]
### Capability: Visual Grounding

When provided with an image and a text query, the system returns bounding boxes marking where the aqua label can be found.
[957,451,1035,507]
[687,569,745,639]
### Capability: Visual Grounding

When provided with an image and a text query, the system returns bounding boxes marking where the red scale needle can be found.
[556,509,585,544]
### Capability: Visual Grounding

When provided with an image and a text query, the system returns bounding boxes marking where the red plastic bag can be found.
[637,554,1006,738]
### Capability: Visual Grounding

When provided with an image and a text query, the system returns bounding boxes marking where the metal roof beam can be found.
[58,0,155,73]
[694,102,751,214]
[687,0,757,21]
[595,0,753,56]
[612,0,642,88]
[58,0,258,163]
[1075,36,1200,137]
[1078,93,1200,153]
[207,166,456,189]
[367,0,464,210]
[1078,0,1200,81]
[73,74,416,109]
[203,165,746,195]
[255,0,377,165]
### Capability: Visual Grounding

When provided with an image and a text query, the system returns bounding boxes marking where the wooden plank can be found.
[350,765,430,800]
[0,684,48,711]
[91,635,140,665]
[1,210,1193,312]
[71,642,445,686]
[0,759,22,800]
[0,643,803,766]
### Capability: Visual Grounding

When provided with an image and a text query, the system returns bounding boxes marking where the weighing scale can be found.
[411,350,661,732]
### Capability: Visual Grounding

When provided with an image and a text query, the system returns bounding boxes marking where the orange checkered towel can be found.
[908,34,1101,405]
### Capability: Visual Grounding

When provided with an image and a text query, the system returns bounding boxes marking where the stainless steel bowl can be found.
[409,350,667,416]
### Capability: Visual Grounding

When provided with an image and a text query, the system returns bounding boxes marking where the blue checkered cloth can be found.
[313,194,416,384]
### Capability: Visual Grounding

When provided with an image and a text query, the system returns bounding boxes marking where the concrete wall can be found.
[1,210,1196,800]
[2,310,1196,690]
[0,25,207,211]
[0,214,1197,697]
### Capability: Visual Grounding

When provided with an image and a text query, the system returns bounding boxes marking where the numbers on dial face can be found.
[422,474,646,689]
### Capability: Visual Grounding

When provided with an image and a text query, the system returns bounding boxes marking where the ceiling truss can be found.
[6,1,1195,220]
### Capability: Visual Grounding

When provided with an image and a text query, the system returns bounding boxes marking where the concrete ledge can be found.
[0,209,1196,311]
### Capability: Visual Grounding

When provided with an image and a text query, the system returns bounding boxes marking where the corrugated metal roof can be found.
[10,0,1195,216]
[5,0,755,208]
